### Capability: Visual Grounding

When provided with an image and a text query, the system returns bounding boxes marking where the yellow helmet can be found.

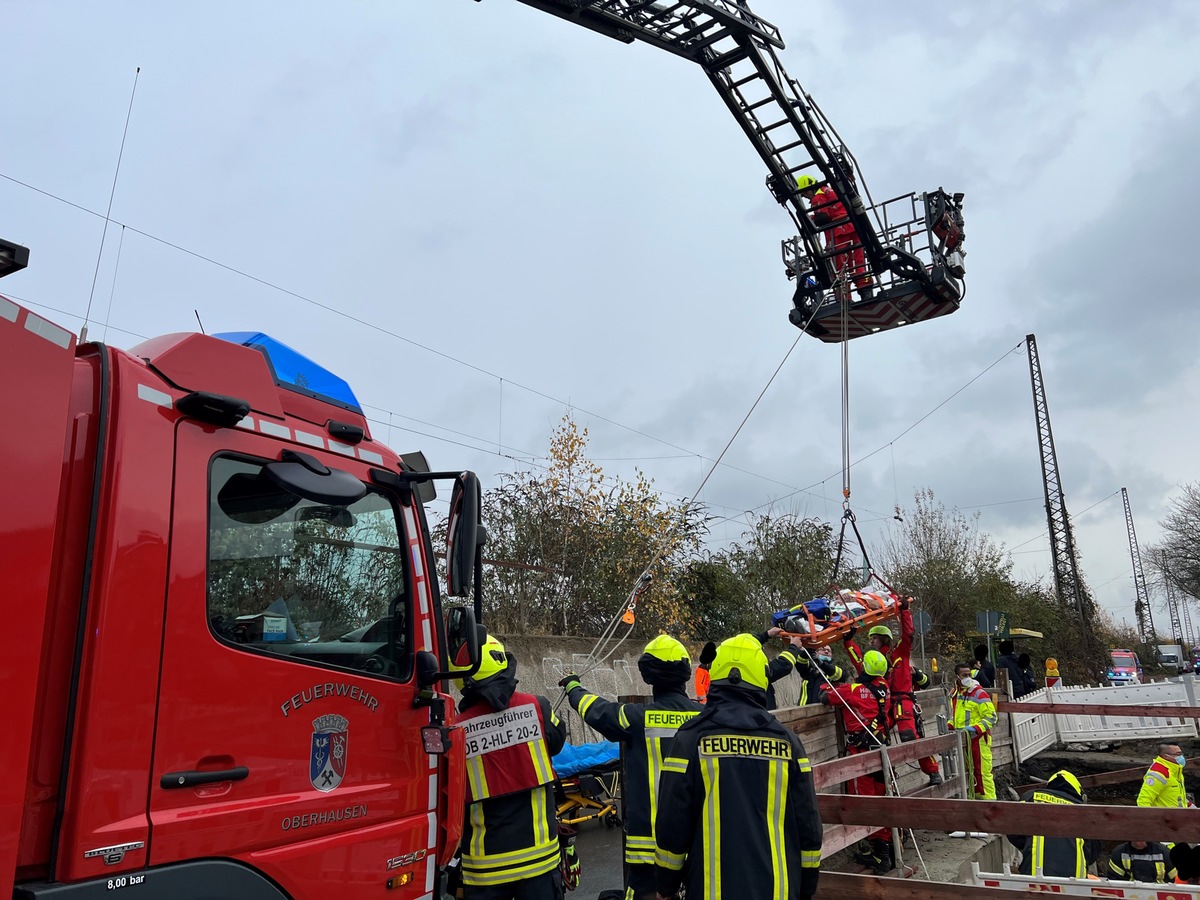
[643,634,690,663]
[796,174,820,191]
[452,634,508,686]
[1048,769,1082,797]
[868,625,893,642]
[709,634,770,691]
[863,649,889,677]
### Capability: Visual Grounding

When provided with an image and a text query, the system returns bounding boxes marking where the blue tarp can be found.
[553,741,620,778]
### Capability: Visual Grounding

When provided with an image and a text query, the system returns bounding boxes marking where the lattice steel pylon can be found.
[1121,487,1157,644]
[1162,551,1185,648]
[1026,334,1096,640]
[494,0,966,341]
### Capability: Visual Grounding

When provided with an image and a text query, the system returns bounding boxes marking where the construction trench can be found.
[513,637,1200,897]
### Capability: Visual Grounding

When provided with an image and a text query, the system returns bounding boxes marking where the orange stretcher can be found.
[776,588,902,649]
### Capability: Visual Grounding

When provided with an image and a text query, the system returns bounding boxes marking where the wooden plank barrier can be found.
[1014,756,1200,794]
[810,732,958,790]
[997,700,1200,719]
[815,871,1035,899]
[818,795,1200,844]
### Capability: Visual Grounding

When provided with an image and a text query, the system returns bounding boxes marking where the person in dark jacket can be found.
[455,636,567,899]
[1107,840,1176,882]
[654,633,823,900]
[757,626,802,710]
[560,635,702,900]
[1007,770,1100,878]
[1017,653,1038,696]
[996,640,1029,698]
[793,644,849,705]
[973,644,995,689]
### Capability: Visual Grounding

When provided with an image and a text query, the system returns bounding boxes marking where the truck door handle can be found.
[160,766,250,789]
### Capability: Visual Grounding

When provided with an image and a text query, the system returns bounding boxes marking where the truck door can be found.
[149,424,441,897]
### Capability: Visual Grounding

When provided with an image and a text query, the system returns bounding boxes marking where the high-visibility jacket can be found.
[565,684,701,866]
[458,678,566,887]
[1008,785,1100,878]
[950,683,996,737]
[1138,755,1187,808]
[695,666,711,703]
[1107,841,1175,883]
[654,684,822,900]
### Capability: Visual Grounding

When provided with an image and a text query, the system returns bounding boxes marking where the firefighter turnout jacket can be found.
[1107,841,1176,883]
[1007,779,1100,878]
[564,682,701,866]
[654,683,823,900]
[458,668,567,888]
[794,655,848,706]
[1138,754,1187,808]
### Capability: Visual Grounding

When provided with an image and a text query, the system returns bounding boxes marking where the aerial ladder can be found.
[1121,486,1157,644]
[1026,334,1098,650]
[484,0,967,342]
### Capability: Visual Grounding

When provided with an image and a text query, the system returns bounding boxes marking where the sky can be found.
[4,0,1199,637]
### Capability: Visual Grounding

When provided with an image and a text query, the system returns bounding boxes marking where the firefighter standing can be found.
[1107,840,1176,883]
[1138,743,1188,809]
[820,648,893,873]
[559,635,702,900]
[758,626,803,709]
[796,174,872,297]
[793,645,849,705]
[454,636,567,899]
[845,599,942,785]
[1007,770,1100,878]
[951,661,996,801]
[654,634,823,900]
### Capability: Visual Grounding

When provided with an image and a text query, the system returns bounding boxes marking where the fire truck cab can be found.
[3,283,481,899]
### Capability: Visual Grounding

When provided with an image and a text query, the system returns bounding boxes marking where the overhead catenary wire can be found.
[81,67,140,342]
[2,169,851,506]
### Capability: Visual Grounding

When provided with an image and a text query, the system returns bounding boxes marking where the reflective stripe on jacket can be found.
[459,692,566,886]
[654,686,822,900]
[567,685,701,866]
[1138,757,1186,808]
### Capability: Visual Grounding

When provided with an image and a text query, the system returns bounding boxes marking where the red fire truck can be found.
[2,253,484,899]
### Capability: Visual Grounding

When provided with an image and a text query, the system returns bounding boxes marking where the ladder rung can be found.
[745,95,777,112]
[730,71,760,88]
[775,138,809,154]
[757,117,790,135]
[706,46,749,69]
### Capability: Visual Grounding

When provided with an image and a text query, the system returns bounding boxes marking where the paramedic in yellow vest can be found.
[454,636,567,899]
[1138,743,1188,809]
[950,661,996,800]
[654,634,823,900]
[560,635,701,900]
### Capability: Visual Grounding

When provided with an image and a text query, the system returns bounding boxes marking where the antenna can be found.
[81,66,141,343]
[194,310,207,335]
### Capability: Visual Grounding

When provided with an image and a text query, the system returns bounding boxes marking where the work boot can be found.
[870,839,894,874]
[928,771,944,786]
[852,841,877,869]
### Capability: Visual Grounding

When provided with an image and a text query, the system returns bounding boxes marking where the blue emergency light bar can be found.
[215,331,363,413]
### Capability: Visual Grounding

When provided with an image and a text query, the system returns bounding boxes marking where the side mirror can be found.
[445,472,482,599]
[416,605,482,688]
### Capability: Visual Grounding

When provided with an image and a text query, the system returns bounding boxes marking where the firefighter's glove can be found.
[559,673,582,692]
[844,626,858,642]
[561,842,581,891]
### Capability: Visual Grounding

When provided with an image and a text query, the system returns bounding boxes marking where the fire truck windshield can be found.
[207,455,411,679]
